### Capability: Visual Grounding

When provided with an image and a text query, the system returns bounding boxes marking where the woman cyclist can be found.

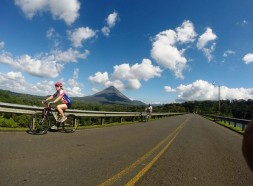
[42,82,72,128]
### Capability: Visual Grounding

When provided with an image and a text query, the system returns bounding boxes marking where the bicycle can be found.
[139,112,151,122]
[28,102,78,135]
[145,112,151,122]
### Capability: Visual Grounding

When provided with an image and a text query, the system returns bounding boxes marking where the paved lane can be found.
[0,114,252,186]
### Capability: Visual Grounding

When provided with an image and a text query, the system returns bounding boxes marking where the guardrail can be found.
[0,102,183,125]
[203,114,250,131]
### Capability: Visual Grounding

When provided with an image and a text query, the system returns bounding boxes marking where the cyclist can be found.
[42,82,72,128]
[145,104,153,119]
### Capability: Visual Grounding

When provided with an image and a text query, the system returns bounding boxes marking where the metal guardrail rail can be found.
[203,114,250,131]
[0,102,182,125]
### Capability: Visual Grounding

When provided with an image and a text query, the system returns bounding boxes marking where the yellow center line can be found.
[99,119,188,186]
[125,124,185,186]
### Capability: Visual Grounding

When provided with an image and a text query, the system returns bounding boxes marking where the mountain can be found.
[77,86,145,105]
[0,86,146,106]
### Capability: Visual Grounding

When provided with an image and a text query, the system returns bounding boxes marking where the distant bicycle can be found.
[28,102,77,135]
[139,112,151,122]
[145,113,151,122]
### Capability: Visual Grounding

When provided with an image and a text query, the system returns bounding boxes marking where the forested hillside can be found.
[0,89,252,128]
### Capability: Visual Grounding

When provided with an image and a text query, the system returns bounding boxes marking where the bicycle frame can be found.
[29,103,77,134]
[43,106,59,121]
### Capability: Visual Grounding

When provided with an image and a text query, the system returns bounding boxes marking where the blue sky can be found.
[0,0,253,104]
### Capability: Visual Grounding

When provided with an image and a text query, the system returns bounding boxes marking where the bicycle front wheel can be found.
[62,114,78,133]
[29,112,50,135]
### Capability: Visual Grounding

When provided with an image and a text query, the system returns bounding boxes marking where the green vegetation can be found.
[0,89,252,129]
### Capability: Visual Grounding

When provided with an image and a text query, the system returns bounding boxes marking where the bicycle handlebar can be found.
[42,101,55,110]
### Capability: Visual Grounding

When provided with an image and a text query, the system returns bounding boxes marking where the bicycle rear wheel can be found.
[62,114,77,133]
[29,112,50,135]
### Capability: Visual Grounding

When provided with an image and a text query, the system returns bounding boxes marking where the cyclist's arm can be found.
[43,95,54,103]
[53,94,63,104]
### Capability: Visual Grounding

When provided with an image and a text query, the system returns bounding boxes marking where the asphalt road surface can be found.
[1,114,253,186]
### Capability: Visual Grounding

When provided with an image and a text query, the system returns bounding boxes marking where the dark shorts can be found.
[66,103,72,109]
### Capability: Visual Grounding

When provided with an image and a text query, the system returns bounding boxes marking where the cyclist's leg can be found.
[57,104,68,118]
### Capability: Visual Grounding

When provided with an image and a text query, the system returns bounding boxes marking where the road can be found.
[0,114,253,186]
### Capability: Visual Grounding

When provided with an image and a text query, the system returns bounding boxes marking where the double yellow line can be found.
[100,119,187,186]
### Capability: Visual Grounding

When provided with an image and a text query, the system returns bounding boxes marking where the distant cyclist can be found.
[42,82,72,127]
[145,104,153,115]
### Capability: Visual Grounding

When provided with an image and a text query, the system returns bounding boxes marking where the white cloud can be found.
[243,53,253,64]
[106,11,119,28]
[51,48,90,62]
[176,20,197,43]
[104,80,125,91]
[46,28,61,48]
[102,11,119,37]
[126,79,141,89]
[223,50,235,57]
[173,80,253,102]
[0,71,27,91]
[101,26,110,37]
[0,70,85,97]
[91,88,99,93]
[68,68,82,87]
[197,28,217,49]
[15,0,80,25]
[237,20,249,26]
[196,27,217,62]
[112,59,162,81]
[151,20,197,79]
[164,86,176,93]
[88,72,109,84]
[68,27,96,48]
[89,59,162,90]
[202,43,216,62]
[0,48,89,78]
[151,30,187,79]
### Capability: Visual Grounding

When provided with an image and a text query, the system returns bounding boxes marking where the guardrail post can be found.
[242,124,245,131]
[101,117,105,125]
[120,117,123,123]
[75,118,78,127]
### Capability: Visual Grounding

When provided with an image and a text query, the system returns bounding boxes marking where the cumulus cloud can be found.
[176,20,197,43]
[0,48,89,78]
[196,27,217,62]
[0,70,85,97]
[164,86,176,93]
[68,27,96,48]
[0,71,27,91]
[151,20,196,79]
[112,59,162,81]
[197,28,217,49]
[106,11,119,28]
[166,80,253,102]
[243,53,253,64]
[102,11,119,37]
[15,0,80,25]
[89,59,162,90]
[88,72,109,84]
[104,80,125,91]
[126,79,142,89]
[202,43,216,62]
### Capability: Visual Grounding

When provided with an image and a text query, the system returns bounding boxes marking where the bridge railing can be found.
[0,102,182,125]
[203,114,250,131]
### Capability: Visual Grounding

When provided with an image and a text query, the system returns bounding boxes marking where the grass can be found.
[205,117,244,135]
[0,127,29,132]
[0,119,148,132]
